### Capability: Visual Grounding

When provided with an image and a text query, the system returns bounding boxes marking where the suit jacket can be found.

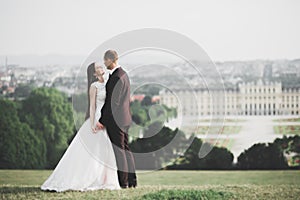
[99,67,132,130]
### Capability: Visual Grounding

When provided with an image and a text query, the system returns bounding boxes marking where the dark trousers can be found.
[106,122,136,187]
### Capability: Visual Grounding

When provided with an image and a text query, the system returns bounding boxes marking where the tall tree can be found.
[0,99,44,168]
[19,87,75,168]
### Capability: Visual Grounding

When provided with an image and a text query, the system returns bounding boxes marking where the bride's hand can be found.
[91,126,97,133]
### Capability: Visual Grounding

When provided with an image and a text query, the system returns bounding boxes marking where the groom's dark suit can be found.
[99,66,137,188]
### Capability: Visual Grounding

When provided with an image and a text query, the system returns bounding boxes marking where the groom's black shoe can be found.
[128,179,137,188]
[120,184,128,189]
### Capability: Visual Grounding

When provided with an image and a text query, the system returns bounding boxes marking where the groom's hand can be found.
[96,122,105,130]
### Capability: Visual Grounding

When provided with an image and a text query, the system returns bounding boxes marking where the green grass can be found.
[274,125,300,135]
[197,119,246,123]
[196,126,241,134]
[201,138,235,150]
[138,189,232,200]
[1,170,300,199]
[273,118,300,122]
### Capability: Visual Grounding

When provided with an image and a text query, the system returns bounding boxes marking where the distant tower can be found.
[5,56,8,71]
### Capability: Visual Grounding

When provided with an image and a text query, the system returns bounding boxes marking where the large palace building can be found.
[160,79,300,116]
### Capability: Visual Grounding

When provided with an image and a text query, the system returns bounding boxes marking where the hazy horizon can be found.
[1,0,300,63]
[1,53,300,68]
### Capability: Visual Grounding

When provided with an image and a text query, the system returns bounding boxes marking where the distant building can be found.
[239,79,283,115]
[151,95,160,103]
[130,94,161,104]
[0,72,11,82]
[130,94,145,102]
[160,78,300,116]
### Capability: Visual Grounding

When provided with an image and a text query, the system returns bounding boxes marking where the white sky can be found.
[0,0,299,61]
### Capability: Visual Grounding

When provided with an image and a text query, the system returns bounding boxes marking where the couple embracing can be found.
[41,50,137,192]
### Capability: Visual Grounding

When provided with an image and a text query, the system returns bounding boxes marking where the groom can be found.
[96,50,137,189]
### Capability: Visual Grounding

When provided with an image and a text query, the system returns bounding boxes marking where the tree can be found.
[129,123,187,170]
[19,87,75,169]
[13,84,34,99]
[273,135,300,168]
[141,96,152,106]
[203,147,234,169]
[130,100,149,126]
[130,99,177,126]
[167,138,234,170]
[237,143,289,169]
[0,99,45,169]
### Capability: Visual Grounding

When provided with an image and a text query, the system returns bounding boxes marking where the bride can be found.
[41,62,121,192]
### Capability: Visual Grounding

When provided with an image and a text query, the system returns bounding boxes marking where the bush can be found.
[167,138,234,170]
[237,143,289,169]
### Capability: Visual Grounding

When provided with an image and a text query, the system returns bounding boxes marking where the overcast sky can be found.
[0,0,299,61]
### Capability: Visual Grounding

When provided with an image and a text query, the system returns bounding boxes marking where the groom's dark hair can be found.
[104,50,118,62]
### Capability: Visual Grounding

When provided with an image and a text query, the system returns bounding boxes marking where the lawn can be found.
[196,126,242,134]
[1,170,300,199]
[203,138,235,150]
[197,119,246,123]
[273,118,300,122]
[274,125,300,135]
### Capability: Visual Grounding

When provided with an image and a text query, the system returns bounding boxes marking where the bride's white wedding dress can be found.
[41,81,121,192]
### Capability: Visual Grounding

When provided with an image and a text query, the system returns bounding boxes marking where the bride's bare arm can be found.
[89,85,97,132]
